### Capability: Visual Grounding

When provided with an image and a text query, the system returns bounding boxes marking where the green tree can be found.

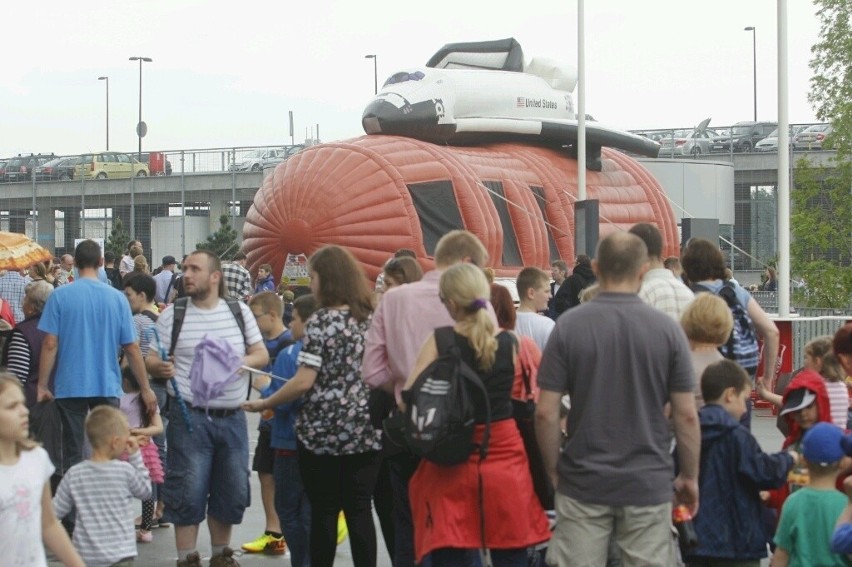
[197,214,240,260]
[809,0,852,156]
[790,158,852,307]
[792,0,852,308]
[105,217,130,258]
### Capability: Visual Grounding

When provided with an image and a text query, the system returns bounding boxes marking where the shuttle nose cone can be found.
[362,94,454,143]
[362,98,404,135]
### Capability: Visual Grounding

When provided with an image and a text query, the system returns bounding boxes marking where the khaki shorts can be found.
[547,492,677,567]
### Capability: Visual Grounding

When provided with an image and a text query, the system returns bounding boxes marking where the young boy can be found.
[687,360,796,566]
[241,291,294,555]
[514,267,555,352]
[764,370,834,520]
[773,422,848,566]
[244,294,317,567]
[53,406,152,567]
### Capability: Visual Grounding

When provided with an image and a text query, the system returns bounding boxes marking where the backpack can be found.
[692,281,761,373]
[164,273,186,304]
[168,296,251,400]
[168,297,246,357]
[265,331,294,369]
[400,326,491,466]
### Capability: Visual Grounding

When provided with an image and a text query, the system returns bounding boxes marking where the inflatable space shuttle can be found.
[362,38,660,170]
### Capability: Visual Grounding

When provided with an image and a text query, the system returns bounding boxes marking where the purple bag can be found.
[189,335,244,408]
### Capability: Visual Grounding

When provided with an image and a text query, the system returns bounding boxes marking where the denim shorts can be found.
[161,400,250,525]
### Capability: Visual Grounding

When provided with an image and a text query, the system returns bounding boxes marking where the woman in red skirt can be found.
[403,263,551,566]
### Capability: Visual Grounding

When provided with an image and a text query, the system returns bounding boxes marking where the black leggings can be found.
[298,445,381,567]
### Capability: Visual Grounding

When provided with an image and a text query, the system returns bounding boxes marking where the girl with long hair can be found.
[243,245,381,567]
[0,374,84,566]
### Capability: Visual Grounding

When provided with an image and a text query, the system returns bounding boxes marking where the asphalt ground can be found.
[49,406,785,566]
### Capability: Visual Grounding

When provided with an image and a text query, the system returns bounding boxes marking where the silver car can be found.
[658,129,717,157]
[754,125,810,152]
[793,123,833,151]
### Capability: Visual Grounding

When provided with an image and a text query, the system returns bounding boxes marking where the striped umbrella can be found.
[0,231,53,271]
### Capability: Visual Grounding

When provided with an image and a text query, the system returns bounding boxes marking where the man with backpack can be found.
[146,249,268,567]
[681,238,780,428]
[362,230,493,567]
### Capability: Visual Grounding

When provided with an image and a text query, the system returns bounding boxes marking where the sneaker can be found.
[136,529,153,543]
[263,538,286,556]
[337,512,348,545]
[210,547,241,567]
[176,551,202,567]
[241,533,285,554]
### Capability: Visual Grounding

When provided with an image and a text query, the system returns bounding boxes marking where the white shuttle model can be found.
[362,38,660,170]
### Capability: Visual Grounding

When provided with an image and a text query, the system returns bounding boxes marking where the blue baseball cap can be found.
[802,422,845,466]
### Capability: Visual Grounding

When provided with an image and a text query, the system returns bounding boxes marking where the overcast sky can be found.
[0,0,822,157]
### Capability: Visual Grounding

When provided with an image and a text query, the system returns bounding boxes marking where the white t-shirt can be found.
[515,311,555,353]
[0,447,54,567]
[825,381,849,430]
[156,299,263,408]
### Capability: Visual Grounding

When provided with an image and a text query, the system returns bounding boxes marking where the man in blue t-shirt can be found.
[37,239,157,475]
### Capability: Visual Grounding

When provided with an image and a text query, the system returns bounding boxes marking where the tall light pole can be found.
[744,26,757,122]
[129,56,152,162]
[364,54,377,94]
[97,76,109,150]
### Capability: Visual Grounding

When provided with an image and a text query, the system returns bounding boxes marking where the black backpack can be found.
[400,326,491,466]
[692,281,761,374]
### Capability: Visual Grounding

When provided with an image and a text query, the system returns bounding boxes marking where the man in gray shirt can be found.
[535,232,700,567]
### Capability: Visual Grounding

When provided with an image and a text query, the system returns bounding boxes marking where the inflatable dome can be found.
[242,134,678,283]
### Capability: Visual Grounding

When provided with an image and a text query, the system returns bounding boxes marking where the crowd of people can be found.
[1,230,852,567]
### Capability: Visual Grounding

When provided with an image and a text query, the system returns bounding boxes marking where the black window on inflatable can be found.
[482,181,523,267]
[408,181,465,255]
[529,186,560,262]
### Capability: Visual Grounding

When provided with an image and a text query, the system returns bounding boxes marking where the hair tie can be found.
[470,298,487,311]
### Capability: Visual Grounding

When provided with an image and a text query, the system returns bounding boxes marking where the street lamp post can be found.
[129,56,152,162]
[744,26,757,122]
[364,54,377,94]
[97,76,109,150]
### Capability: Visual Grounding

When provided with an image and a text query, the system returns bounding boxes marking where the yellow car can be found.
[76,152,149,179]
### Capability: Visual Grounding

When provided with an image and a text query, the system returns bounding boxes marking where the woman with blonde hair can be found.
[403,263,550,566]
[133,254,150,275]
[680,293,734,407]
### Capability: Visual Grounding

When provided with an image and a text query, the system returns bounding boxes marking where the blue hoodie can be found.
[687,403,794,561]
[260,341,303,451]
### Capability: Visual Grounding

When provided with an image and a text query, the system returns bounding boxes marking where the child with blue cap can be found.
[773,422,849,566]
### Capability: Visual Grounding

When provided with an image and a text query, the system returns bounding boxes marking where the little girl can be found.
[804,336,849,430]
[0,373,83,566]
[119,368,164,543]
[758,335,849,429]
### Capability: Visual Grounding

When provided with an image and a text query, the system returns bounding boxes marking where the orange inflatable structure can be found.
[242,135,678,282]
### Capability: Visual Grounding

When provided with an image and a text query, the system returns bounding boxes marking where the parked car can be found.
[261,144,305,168]
[34,156,80,181]
[140,152,173,176]
[754,125,810,152]
[658,129,718,157]
[793,123,833,151]
[75,152,149,179]
[230,148,284,172]
[711,121,777,153]
[3,154,57,182]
